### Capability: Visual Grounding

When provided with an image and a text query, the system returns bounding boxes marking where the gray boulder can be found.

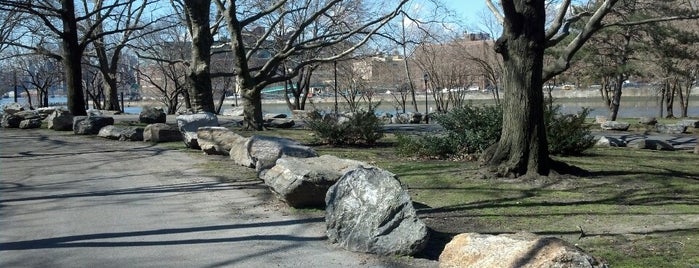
[143,123,181,143]
[98,125,143,141]
[19,118,42,129]
[229,137,254,168]
[1,113,21,128]
[266,118,295,128]
[291,109,320,120]
[595,136,626,147]
[638,116,657,126]
[325,167,428,256]
[47,109,74,131]
[261,155,370,208]
[439,232,607,268]
[239,135,318,172]
[14,110,40,120]
[196,126,246,155]
[176,112,219,149]
[264,113,287,119]
[2,102,24,114]
[36,107,58,119]
[595,115,607,124]
[73,116,114,135]
[678,119,699,128]
[139,106,166,124]
[655,124,687,134]
[628,139,674,150]
[600,121,630,131]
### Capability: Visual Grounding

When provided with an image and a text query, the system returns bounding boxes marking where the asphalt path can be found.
[0,128,435,267]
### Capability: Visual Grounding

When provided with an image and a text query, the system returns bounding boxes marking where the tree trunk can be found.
[61,0,86,116]
[483,0,549,178]
[184,0,215,113]
[664,80,676,118]
[608,77,623,121]
[241,79,264,130]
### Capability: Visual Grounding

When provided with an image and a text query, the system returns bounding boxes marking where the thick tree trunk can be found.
[241,81,264,130]
[61,0,86,116]
[608,78,623,121]
[184,0,215,113]
[482,0,549,178]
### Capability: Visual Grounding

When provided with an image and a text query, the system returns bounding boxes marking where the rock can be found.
[600,121,630,131]
[2,102,24,114]
[19,118,42,129]
[325,167,428,256]
[243,135,318,172]
[655,124,686,134]
[139,106,166,124]
[595,115,607,124]
[143,123,181,143]
[196,126,246,155]
[14,110,40,120]
[638,116,657,125]
[260,155,370,208]
[1,114,21,128]
[264,113,287,119]
[595,136,626,147]
[176,112,219,149]
[36,107,58,119]
[47,109,74,131]
[266,118,295,128]
[98,125,144,141]
[229,137,254,168]
[410,113,423,124]
[678,119,699,128]
[439,232,606,268]
[627,139,674,150]
[222,107,244,117]
[73,116,114,135]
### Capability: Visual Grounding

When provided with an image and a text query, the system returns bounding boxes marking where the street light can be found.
[423,72,429,124]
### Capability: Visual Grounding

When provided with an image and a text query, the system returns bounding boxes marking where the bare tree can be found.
[15,54,63,108]
[213,0,409,130]
[482,0,698,178]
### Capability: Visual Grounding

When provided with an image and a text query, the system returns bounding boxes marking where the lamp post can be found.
[423,72,429,124]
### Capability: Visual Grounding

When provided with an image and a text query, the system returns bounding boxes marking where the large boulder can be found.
[36,107,58,119]
[2,102,24,115]
[176,112,219,149]
[260,155,370,207]
[627,139,675,151]
[14,110,40,120]
[143,123,181,143]
[139,106,166,124]
[73,116,114,135]
[231,135,318,172]
[1,113,21,128]
[229,136,254,168]
[439,232,606,268]
[325,167,428,256]
[655,124,687,134]
[600,121,630,131]
[595,136,626,147]
[638,116,657,126]
[98,125,144,141]
[47,109,74,131]
[196,126,246,155]
[19,118,42,129]
[222,107,244,117]
[265,118,295,129]
[678,119,699,129]
[291,109,320,121]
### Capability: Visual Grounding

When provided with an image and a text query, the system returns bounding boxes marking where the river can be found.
[2,94,697,119]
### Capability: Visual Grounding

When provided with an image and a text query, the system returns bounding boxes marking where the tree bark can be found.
[61,0,87,116]
[608,76,623,121]
[482,0,549,178]
[184,0,215,114]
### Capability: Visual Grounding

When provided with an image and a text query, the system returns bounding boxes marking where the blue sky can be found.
[443,0,490,26]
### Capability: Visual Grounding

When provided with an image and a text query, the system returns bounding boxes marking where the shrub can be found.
[395,134,456,159]
[545,105,596,156]
[306,109,384,146]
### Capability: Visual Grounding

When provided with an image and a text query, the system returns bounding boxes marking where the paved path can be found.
[0,128,434,267]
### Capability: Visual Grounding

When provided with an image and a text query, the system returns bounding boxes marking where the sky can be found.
[442,0,491,29]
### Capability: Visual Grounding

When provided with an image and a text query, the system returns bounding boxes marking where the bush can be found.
[545,105,596,156]
[306,109,384,146]
[396,103,595,159]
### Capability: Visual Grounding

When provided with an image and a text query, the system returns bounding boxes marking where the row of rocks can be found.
[599,117,698,134]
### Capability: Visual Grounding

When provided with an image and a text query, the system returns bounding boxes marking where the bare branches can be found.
[485,0,504,25]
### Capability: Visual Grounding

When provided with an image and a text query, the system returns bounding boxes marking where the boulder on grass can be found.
[222,107,244,117]
[176,112,219,149]
[266,118,295,128]
[595,136,626,147]
[439,232,606,268]
[325,167,428,256]
[678,119,699,129]
[143,123,181,143]
[47,109,74,131]
[260,155,370,207]
[73,116,114,135]
[196,126,246,155]
[14,110,40,120]
[19,118,42,129]
[627,139,675,151]
[600,121,630,131]
[1,113,21,128]
[36,107,58,119]
[655,124,687,134]
[246,135,318,172]
[2,102,24,115]
[638,116,657,126]
[139,106,166,124]
[98,125,144,141]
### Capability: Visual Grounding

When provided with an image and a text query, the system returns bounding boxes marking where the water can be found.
[2,95,697,118]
